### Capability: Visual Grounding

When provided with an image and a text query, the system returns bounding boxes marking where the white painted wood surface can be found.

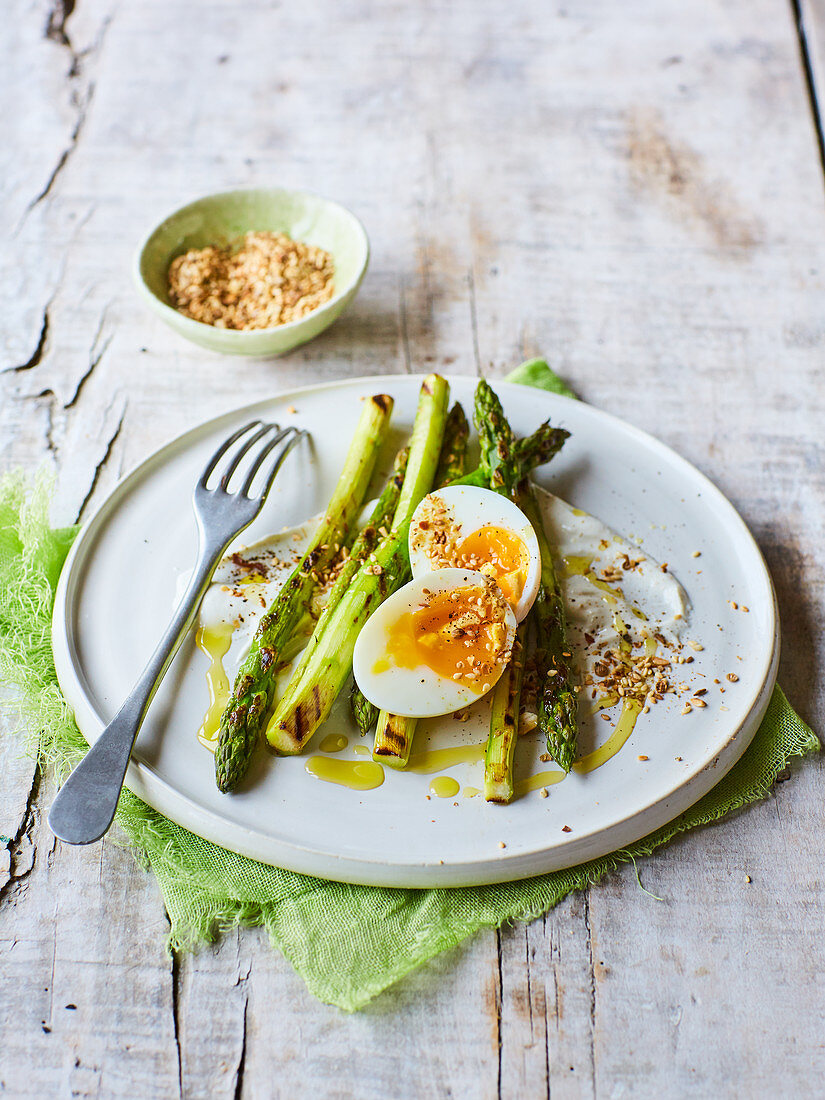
[2,0,824,1095]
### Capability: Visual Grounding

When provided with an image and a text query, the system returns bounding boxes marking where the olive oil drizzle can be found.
[407,741,488,774]
[305,757,385,790]
[515,770,566,796]
[429,776,460,798]
[573,698,644,774]
[319,733,349,753]
[195,624,233,751]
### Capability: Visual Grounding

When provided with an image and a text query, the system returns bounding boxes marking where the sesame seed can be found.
[727,673,739,682]
[691,550,701,558]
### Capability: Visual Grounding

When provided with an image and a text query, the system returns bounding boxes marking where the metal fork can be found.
[48,420,306,845]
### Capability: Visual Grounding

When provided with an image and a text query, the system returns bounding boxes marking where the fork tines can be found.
[200,421,305,499]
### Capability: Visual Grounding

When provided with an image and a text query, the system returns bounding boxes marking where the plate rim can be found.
[52,373,780,886]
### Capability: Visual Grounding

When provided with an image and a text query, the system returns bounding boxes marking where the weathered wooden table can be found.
[2,0,824,1095]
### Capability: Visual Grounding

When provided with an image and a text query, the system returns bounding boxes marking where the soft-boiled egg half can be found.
[352,568,518,718]
[408,486,541,622]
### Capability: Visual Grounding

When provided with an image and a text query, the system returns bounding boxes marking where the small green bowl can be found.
[133,188,369,357]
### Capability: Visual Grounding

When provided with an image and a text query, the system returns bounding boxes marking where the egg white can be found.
[352,567,518,718]
[408,485,541,622]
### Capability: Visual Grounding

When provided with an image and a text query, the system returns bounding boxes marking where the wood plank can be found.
[499,895,599,1099]
[0,774,182,1098]
[238,926,499,1100]
[1,0,824,1095]
[175,930,248,1100]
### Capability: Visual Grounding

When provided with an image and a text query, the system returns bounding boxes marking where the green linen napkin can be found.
[0,367,819,1012]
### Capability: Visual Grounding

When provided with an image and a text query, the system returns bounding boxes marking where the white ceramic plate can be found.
[52,376,779,886]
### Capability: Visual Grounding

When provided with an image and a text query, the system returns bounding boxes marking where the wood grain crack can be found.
[27,4,112,215]
[65,307,113,408]
[496,927,503,1100]
[171,950,183,1099]
[74,403,127,522]
[583,892,597,1097]
[790,0,825,189]
[44,390,58,458]
[27,81,96,211]
[4,308,50,373]
[232,997,248,1100]
[468,268,482,377]
[45,0,78,53]
[398,276,412,373]
[0,762,42,909]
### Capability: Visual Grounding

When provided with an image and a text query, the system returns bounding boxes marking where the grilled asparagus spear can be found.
[265,441,406,741]
[450,385,568,492]
[328,445,409,738]
[484,623,528,802]
[350,681,380,737]
[475,379,533,800]
[474,379,577,793]
[518,480,578,772]
[370,401,470,759]
[214,394,394,792]
[474,377,517,493]
[267,375,450,755]
[434,402,470,486]
[362,403,468,739]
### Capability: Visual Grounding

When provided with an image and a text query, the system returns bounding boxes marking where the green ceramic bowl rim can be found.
[132,186,370,338]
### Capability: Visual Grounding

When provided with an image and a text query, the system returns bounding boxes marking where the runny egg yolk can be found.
[453,526,528,609]
[375,584,508,692]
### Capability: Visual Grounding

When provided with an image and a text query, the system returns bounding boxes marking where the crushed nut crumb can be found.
[168,231,335,330]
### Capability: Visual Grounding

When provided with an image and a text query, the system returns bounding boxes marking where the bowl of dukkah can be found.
[134,187,369,356]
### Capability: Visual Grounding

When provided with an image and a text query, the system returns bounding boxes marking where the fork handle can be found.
[49,530,227,845]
